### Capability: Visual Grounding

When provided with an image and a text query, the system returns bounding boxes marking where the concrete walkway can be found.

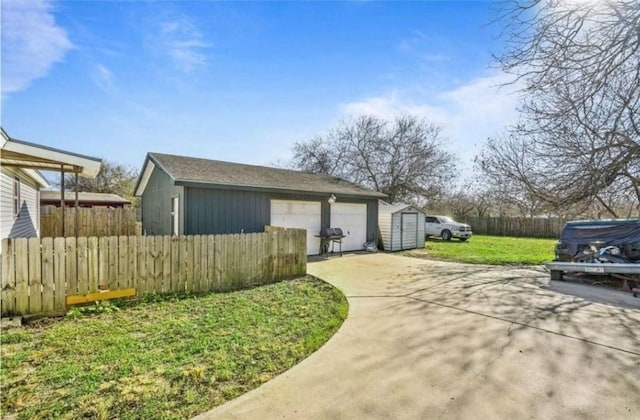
[197,254,640,419]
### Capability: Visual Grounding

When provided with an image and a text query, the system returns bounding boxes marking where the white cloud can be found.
[341,91,449,124]
[340,72,523,175]
[93,64,114,92]
[158,16,209,73]
[1,0,73,94]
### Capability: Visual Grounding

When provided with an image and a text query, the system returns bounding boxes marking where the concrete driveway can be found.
[197,254,640,419]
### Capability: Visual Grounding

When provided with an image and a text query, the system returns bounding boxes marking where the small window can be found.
[171,196,179,236]
[13,177,20,217]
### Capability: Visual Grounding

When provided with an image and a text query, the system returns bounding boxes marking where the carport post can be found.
[60,164,65,237]
[75,171,79,237]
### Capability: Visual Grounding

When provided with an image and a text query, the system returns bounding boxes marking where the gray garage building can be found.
[134,153,386,255]
[378,201,426,251]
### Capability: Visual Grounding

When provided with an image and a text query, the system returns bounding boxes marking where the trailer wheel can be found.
[550,270,564,281]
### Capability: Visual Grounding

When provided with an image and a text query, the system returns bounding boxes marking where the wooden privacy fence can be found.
[1,229,307,317]
[461,216,566,238]
[40,207,140,238]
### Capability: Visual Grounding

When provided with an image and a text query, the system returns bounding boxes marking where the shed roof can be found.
[40,191,130,204]
[136,152,386,198]
[379,201,425,214]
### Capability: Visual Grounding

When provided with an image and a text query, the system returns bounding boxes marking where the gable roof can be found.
[135,152,386,199]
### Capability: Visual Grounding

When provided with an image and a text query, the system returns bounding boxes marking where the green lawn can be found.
[0,277,348,420]
[405,234,556,265]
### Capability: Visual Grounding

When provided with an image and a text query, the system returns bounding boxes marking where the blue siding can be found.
[184,188,270,235]
[183,186,379,242]
[141,166,181,235]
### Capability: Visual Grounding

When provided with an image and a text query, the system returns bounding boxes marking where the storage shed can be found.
[134,153,386,255]
[378,202,425,251]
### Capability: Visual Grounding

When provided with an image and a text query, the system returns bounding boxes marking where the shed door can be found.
[270,200,321,255]
[330,203,367,252]
[401,213,418,249]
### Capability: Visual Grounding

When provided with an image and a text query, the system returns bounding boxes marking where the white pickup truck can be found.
[425,215,472,241]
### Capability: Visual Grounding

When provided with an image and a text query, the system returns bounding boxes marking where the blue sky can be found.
[2,0,520,179]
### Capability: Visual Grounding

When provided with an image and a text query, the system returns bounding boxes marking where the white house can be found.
[0,128,102,243]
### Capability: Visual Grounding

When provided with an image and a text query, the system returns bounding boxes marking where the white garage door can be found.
[330,203,367,252]
[270,200,321,255]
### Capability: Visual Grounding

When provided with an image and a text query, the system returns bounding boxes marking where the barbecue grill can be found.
[316,227,346,256]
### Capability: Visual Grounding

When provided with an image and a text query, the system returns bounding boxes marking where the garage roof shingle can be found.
[149,153,386,198]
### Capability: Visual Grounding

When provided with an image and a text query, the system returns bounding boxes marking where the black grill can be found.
[317,227,346,256]
[320,227,344,238]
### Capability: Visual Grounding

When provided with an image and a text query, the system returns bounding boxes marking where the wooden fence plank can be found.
[53,237,66,311]
[199,235,209,293]
[192,235,201,293]
[64,237,77,299]
[153,235,164,293]
[41,238,55,313]
[186,235,194,291]
[76,237,89,297]
[214,234,224,290]
[256,232,265,282]
[208,235,216,290]
[162,236,171,293]
[1,240,16,316]
[87,237,99,294]
[170,236,180,292]
[145,236,156,296]
[180,236,189,292]
[67,288,136,305]
[27,238,43,314]
[98,237,109,290]
[119,236,129,290]
[230,234,237,289]
[128,236,138,293]
[107,236,118,290]
[137,236,147,295]
[14,239,29,314]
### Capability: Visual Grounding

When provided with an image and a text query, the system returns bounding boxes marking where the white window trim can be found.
[13,177,20,218]
[171,196,179,236]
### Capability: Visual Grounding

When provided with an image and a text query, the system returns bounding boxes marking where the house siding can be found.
[184,188,271,235]
[1,167,40,240]
[140,166,184,235]
[181,185,379,242]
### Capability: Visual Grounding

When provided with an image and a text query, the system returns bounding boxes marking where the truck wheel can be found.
[441,230,452,241]
[550,270,564,281]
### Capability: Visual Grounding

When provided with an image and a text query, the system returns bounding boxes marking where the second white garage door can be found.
[270,200,321,255]
[330,203,367,252]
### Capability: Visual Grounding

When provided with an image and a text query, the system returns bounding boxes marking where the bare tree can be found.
[291,115,456,204]
[482,0,640,216]
[63,160,139,201]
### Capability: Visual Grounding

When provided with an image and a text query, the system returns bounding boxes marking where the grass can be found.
[0,277,348,420]
[405,234,556,265]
